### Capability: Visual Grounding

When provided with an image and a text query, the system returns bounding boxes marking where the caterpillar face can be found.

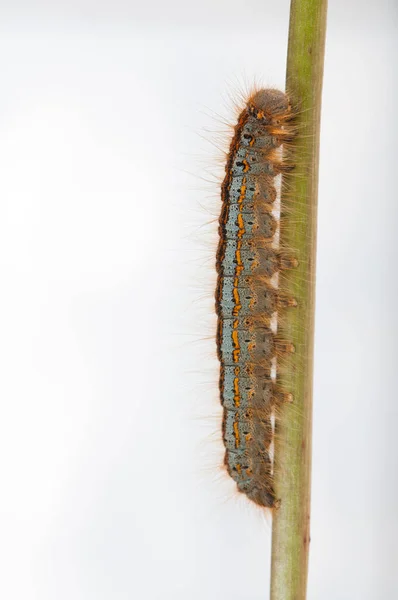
[248,88,291,122]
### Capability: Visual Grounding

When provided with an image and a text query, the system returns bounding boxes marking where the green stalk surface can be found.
[270,1,328,599]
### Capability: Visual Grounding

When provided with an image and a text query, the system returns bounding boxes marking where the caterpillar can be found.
[215,88,297,508]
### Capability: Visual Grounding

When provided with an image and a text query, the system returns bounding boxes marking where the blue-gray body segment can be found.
[220,369,255,411]
[227,174,276,205]
[223,410,253,453]
[238,116,278,150]
[219,318,274,367]
[219,240,278,278]
[230,116,281,179]
[231,151,277,177]
[217,276,278,318]
[220,365,276,411]
[223,203,276,240]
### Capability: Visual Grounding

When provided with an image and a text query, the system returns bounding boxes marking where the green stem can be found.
[270,1,327,599]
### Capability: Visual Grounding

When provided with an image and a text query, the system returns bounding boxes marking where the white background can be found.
[0,1,397,598]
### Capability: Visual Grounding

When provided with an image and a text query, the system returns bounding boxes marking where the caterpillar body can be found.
[215,89,297,508]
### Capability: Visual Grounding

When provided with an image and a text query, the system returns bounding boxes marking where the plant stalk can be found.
[270,1,328,599]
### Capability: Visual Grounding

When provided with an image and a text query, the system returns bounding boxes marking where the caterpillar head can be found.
[249,89,291,121]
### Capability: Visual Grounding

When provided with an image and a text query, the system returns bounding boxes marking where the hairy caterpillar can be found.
[215,88,297,508]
